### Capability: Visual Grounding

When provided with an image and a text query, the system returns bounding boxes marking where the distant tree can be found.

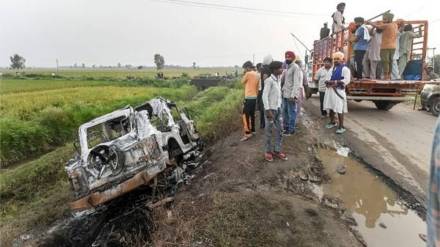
[117,62,121,68]
[10,54,26,69]
[192,62,196,69]
[154,54,165,70]
[81,63,85,68]
[74,63,78,68]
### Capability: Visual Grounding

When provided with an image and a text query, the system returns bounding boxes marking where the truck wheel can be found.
[373,101,396,111]
[430,97,440,116]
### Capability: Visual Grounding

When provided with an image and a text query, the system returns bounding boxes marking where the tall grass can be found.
[0,85,197,166]
[0,85,243,244]
[183,87,243,141]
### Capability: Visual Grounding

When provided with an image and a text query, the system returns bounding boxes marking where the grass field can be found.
[0,70,243,245]
[0,67,237,80]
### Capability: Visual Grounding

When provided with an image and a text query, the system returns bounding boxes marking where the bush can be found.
[0,118,50,165]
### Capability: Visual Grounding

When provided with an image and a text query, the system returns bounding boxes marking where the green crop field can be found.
[0,70,243,244]
[0,67,237,80]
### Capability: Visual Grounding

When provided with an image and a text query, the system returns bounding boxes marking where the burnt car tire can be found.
[430,97,440,116]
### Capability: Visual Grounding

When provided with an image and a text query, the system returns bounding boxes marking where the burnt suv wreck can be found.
[65,97,202,211]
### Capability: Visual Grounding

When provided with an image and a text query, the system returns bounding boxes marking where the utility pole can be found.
[56,59,59,73]
[252,53,255,64]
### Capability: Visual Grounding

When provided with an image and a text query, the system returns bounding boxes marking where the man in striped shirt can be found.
[314,57,333,117]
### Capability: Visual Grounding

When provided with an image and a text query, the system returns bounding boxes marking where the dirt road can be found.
[304,97,438,204]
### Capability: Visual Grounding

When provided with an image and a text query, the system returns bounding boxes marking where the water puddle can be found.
[316,148,426,247]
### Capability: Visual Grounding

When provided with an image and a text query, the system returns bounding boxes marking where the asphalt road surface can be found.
[305,97,438,204]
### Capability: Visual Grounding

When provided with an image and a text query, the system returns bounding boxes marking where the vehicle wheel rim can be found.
[435,102,440,113]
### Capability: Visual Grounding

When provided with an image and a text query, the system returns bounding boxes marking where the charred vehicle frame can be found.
[65,97,202,211]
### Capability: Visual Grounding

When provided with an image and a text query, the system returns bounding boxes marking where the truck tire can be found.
[373,101,396,111]
[430,97,440,116]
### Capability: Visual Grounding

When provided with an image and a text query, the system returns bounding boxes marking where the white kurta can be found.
[323,66,351,114]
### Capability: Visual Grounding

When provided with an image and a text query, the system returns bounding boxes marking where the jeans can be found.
[257,92,265,129]
[265,109,282,153]
[319,92,327,116]
[354,50,366,78]
[282,98,297,134]
[242,98,256,134]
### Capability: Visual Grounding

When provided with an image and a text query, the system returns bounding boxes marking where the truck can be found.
[307,18,430,110]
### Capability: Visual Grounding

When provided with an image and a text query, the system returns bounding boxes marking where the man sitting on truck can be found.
[323,52,351,134]
[332,2,346,34]
[314,57,333,117]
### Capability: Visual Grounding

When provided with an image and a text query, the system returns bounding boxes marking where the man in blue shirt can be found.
[352,17,370,79]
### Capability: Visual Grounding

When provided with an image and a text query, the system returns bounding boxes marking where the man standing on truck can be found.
[399,24,422,77]
[314,57,333,117]
[366,28,383,79]
[281,51,302,136]
[240,61,259,141]
[352,17,370,79]
[320,22,330,39]
[368,12,398,80]
[332,2,346,34]
[323,52,351,134]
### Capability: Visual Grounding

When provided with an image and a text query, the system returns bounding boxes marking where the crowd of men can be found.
[320,2,439,81]
[240,50,350,162]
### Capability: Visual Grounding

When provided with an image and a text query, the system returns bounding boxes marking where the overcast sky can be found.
[1,0,439,67]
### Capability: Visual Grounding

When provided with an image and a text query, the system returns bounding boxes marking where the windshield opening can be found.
[86,116,131,149]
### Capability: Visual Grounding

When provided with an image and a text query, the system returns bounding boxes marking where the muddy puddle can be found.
[315,148,426,247]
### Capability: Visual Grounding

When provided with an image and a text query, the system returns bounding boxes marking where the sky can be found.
[1,0,439,67]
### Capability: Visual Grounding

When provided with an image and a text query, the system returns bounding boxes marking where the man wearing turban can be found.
[281,51,302,135]
[323,51,351,134]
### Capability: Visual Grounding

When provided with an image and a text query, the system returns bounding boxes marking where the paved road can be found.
[305,97,438,203]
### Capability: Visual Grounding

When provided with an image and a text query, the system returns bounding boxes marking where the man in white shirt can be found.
[323,52,351,134]
[314,57,333,117]
[332,2,346,34]
[262,61,288,162]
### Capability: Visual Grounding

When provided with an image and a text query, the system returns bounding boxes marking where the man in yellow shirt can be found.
[241,61,259,141]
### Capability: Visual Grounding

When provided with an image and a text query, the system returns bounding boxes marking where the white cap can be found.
[263,54,273,65]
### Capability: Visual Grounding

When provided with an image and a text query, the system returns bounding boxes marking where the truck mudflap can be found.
[69,170,159,211]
